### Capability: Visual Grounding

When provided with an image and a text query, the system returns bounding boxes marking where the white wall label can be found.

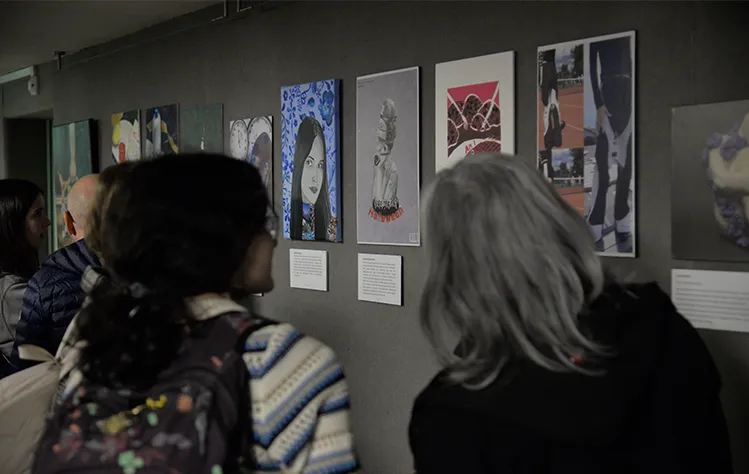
[290,249,328,292]
[672,269,749,333]
[358,253,402,306]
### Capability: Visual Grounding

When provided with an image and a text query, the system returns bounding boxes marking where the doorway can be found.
[5,110,53,260]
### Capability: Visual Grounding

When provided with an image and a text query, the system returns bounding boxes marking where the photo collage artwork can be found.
[537,31,636,258]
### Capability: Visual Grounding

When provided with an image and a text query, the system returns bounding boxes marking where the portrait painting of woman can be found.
[290,116,332,240]
[281,79,341,242]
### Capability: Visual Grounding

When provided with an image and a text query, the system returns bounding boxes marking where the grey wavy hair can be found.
[420,153,610,389]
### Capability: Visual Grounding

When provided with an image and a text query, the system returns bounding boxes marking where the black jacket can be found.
[409,283,732,474]
[9,239,100,372]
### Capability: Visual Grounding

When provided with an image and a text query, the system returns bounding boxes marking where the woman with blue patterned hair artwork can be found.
[290,116,331,241]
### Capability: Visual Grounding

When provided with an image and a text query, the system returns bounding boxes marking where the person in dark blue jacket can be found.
[10,174,100,372]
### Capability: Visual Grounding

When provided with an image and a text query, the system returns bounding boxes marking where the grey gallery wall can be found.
[2,2,749,473]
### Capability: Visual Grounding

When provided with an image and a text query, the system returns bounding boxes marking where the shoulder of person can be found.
[411,370,480,425]
[0,273,27,294]
[37,242,94,281]
[612,281,721,385]
[622,281,673,307]
[242,321,343,373]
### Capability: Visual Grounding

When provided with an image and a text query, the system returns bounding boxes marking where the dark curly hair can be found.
[0,178,43,278]
[76,154,269,390]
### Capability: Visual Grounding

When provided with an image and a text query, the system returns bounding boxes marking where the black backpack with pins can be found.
[33,312,272,474]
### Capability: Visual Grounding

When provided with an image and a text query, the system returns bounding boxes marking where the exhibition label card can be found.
[290,249,328,292]
[672,269,749,333]
[358,253,402,306]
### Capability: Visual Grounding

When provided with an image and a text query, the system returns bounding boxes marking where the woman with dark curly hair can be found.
[34,154,358,474]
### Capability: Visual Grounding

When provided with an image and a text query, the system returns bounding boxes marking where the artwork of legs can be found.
[586,36,634,255]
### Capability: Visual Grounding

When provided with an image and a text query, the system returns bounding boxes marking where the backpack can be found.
[0,317,82,474]
[32,312,269,474]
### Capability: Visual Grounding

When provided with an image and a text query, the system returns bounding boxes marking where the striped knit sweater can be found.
[57,268,359,473]
[244,322,358,473]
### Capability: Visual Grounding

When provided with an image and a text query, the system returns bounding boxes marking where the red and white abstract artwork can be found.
[435,51,514,172]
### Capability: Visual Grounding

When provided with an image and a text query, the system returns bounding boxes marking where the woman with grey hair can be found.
[409,153,732,474]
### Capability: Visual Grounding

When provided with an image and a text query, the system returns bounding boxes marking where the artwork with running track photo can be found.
[435,51,515,173]
[537,31,636,257]
[356,67,420,246]
[671,99,749,263]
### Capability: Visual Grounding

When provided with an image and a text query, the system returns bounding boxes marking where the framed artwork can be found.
[229,116,273,200]
[356,67,420,246]
[537,31,636,257]
[435,51,515,173]
[181,103,223,153]
[111,110,140,163]
[145,104,179,157]
[51,119,97,250]
[672,99,749,262]
[280,79,341,242]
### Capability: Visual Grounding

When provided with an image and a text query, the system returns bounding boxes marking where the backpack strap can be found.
[17,344,55,363]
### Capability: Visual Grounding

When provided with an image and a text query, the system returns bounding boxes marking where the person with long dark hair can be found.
[10,174,101,373]
[36,155,358,473]
[410,153,731,474]
[0,178,50,377]
[290,116,332,241]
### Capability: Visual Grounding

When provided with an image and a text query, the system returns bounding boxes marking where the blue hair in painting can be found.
[281,79,341,242]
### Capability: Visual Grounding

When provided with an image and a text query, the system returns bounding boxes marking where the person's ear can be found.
[63,210,77,237]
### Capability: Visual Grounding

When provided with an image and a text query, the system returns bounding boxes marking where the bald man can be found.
[63,174,98,242]
[10,174,102,372]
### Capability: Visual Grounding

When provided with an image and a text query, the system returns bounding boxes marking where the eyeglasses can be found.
[266,207,279,240]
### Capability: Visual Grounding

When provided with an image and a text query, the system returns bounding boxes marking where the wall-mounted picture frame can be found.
[51,119,98,250]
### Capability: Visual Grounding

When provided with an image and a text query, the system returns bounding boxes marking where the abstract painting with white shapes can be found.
[111,110,140,163]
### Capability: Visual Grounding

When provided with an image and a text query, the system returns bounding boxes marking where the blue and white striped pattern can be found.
[243,322,359,473]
